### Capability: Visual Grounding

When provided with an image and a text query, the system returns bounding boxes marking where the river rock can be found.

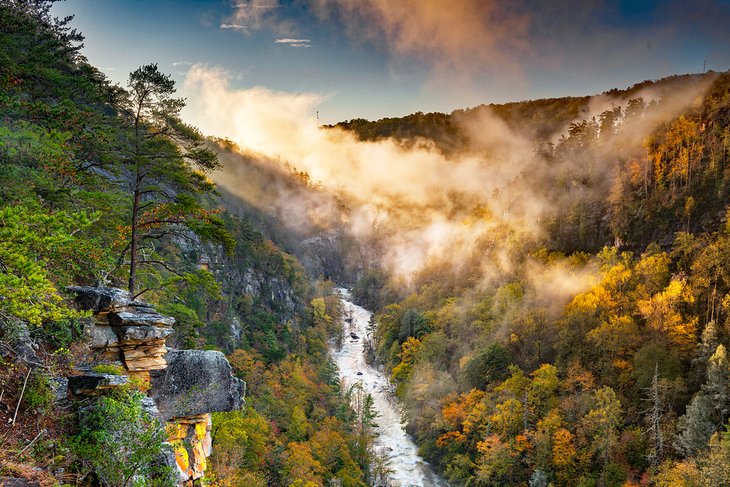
[149,349,244,420]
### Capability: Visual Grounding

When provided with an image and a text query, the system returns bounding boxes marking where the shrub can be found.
[24,371,54,413]
[70,390,176,487]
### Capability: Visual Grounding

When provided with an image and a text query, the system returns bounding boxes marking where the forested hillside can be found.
[340,72,730,485]
[0,2,372,485]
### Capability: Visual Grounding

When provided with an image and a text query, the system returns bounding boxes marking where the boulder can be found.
[68,286,132,311]
[149,349,244,420]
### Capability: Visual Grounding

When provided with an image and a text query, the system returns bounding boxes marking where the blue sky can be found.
[54,0,730,124]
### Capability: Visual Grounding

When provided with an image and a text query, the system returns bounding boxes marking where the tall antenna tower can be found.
[316,110,319,127]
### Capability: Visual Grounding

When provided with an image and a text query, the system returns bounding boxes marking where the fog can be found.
[182,65,712,293]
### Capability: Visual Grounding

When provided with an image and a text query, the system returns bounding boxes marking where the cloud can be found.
[184,64,714,286]
[275,38,312,47]
[220,23,246,29]
[310,0,530,78]
[305,0,730,90]
[222,0,292,35]
[172,61,193,67]
[275,38,310,44]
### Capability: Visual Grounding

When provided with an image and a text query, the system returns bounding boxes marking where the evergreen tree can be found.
[117,63,227,295]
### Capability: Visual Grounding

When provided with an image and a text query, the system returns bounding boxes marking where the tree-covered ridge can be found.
[0,2,371,485]
[329,73,715,151]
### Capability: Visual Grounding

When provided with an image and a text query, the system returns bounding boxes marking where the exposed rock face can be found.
[67,373,129,395]
[69,286,173,372]
[68,287,245,485]
[167,414,213,480]
[150,349,244,421]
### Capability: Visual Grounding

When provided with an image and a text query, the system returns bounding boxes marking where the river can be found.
[330,290,448,487]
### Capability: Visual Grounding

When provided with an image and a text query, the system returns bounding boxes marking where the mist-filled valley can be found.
[187,66,730,485]
[3,1,730,486]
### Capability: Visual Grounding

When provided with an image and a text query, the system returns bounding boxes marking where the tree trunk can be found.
[128,180,140,294]
[129,101,143,294]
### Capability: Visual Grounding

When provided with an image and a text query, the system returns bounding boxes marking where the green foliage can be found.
[0,205,98,326]
[91,364,125,375]
[398,308,429,341]
[70,390,176,487]
[35,317,85,350]
[463,343,510,389]
[352,268,391,311]
[23,371,54,413]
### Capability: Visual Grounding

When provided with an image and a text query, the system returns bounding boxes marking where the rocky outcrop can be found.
[69,286,173,374]
[150,349,245,420]
[68,287,245,485]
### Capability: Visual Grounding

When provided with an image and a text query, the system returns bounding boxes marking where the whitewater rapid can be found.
[331,290,448,487]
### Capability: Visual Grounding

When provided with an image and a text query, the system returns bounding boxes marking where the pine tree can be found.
[116,64,228,295]
[645,364,665,466]
[677,345,730,455]
[705,344,730,423]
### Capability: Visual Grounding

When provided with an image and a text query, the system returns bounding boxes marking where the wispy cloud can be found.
[222,0,290,34]
[172,61,193,67]
[275,38,310,44]
[275,38,312,47]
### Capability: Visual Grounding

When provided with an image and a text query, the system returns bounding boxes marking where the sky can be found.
[53,0,730,125]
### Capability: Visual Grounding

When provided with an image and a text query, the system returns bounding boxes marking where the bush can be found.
[37,317,85,350]
[24,371,54,413]
[71,390,176,487]
[91,364,125,375]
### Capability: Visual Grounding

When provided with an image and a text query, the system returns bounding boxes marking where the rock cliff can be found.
[67,286,245,484]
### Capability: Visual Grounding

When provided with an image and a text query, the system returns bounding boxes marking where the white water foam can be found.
[330,289,448,487]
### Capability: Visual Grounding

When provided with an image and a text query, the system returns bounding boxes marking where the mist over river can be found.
[331,290,448,487]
